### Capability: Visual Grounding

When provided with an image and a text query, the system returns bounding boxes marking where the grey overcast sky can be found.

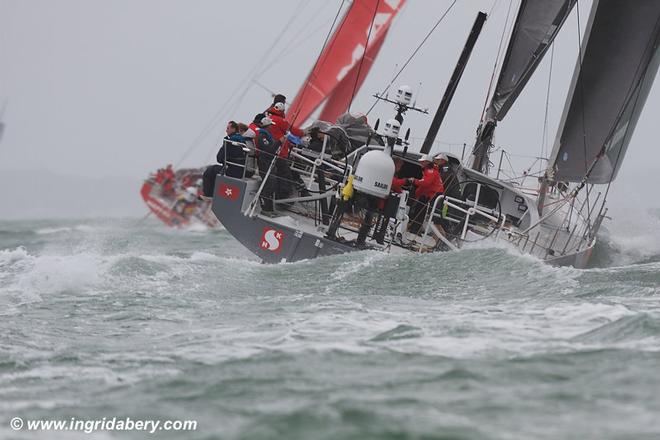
[0,0,658,218]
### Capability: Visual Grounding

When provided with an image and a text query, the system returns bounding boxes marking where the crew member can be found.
[216,120,247,178]
[238,122,257,177]
[174,186,199,217]
[265,102,304,158]
[391,158,408,193]
[408,154,444,234]
[434,153,457,194]
[201,121,246,197]
[162,164,175,197]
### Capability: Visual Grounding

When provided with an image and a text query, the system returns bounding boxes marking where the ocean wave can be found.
[594,208,660,267]
[0,246,238,299]
[0,246,30,267]
[572,313,660,346]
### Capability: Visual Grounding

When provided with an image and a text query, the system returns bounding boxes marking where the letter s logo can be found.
[260,228,284,252]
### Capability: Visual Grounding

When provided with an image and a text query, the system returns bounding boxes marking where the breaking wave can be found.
[572,313,660,345]
[593,207,660,267]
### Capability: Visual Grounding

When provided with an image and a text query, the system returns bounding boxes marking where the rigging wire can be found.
[488,0,502,17]
[174,0,309,168]
[255,1,333,79]
[349,0,381,112]
[365,0,459,116]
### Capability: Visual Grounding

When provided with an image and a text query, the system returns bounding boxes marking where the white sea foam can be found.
[0,246,30,267]
[188,251,222,262]
[0,245,234,299]
[12,253,113,296]
[603,203,660,264]
[35,225,96,235]
[182,222,211,233]
[330,251,388,283]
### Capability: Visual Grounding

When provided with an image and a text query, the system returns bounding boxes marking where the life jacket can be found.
[256,128,278,156]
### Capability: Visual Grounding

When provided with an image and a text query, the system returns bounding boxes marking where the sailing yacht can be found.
[209,0,660,267]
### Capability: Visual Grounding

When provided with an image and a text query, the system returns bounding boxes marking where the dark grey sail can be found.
[548,0,660,184]
[472,0,577,173]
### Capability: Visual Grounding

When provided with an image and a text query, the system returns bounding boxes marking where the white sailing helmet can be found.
[434,153,448,163]
[395,85,413,105]
[418,154,432,163]
[184,187,197,202]
[382,118,401,138]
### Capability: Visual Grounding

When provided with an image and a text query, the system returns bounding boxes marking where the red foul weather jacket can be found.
[266,106,303,158]
[391,176,407,193]
[413,166,444,200]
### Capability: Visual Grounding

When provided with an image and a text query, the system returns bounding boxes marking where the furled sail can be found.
[549,0,660,184]
[288,0,405,125]
[472,0,577,173]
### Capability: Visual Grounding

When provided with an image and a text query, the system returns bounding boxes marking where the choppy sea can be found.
[1,213,660,439]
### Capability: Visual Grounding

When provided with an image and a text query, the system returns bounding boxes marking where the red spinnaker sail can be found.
[289,0,405,125]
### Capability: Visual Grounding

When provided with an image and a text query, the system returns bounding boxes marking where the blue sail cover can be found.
[550,0,660,183]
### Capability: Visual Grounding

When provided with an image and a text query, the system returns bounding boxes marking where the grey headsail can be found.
[472,0,577,173]
[549,0,660,184]
[490,0,577,119]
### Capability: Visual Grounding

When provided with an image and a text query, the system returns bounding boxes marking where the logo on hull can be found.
[260,227,284,253]
[218,183,241,201]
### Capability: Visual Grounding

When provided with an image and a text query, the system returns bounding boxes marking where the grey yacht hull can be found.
[212,175,358,263]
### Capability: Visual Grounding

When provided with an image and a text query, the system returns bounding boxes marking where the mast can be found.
[420,12,487,155]
[471,0,578,173]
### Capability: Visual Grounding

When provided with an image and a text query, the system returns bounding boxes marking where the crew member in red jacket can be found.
[408,154,444,234]
[391,159,408,193]
[265,102,308,199]
[265,102,303,158]
[162,164,176,197]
